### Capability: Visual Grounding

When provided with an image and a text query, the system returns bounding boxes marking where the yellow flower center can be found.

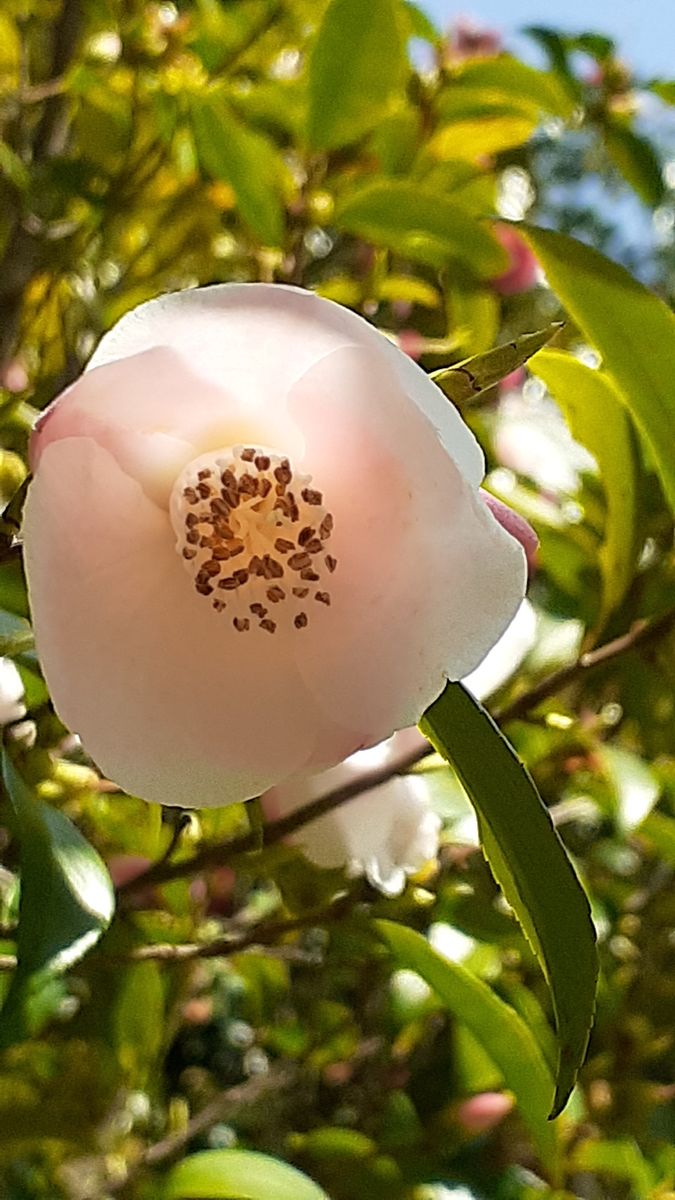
[171,446,336,633]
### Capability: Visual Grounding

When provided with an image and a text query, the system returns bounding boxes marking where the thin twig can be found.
[105,1065,296,1195]
[119,605,675,897]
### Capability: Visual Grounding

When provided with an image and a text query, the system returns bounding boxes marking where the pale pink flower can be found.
[24,285,527,808]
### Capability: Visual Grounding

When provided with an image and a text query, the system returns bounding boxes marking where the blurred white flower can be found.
[262,732,440,897]
[0,657,26,726]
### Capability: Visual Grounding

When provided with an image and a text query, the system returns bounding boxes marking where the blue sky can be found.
[421,0,675,79]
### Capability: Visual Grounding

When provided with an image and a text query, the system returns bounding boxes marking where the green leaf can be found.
[0,753,114,1045]
[650,80,675,105]
[523,225,675,515]
[164,1149,330,1200]
[432,323,563,405]
[639,811,675,867]
[190,95,284,245]
[307,0,406,150]
[335,182,508,277]
[530,349,639,632]
[377,921,556,1163]
[603,118,665,208]
[420,683,597,1117]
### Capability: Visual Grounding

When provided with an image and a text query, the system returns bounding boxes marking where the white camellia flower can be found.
[262,732,441,896]
[24,284,529,808]
[0,657,26,726]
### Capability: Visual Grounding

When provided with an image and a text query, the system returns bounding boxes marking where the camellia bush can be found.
[1,1,675,1197]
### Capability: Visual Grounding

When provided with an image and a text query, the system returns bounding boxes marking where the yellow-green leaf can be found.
[530,349,640,632]
[164,1149,330,1200]
[523,225,675,515]
[432,323,563,404]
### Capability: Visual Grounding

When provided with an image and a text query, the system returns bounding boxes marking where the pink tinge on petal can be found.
[481,491,538,576]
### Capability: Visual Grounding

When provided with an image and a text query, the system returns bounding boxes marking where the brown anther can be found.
[304,538,323,554]
[212,546,230,561]
[218,577,238,591]
[203,560,220,577]
[274,538,295,555]
[319,514,334,538]
[266,586,285,603]
[302,487,322,505]
[233,617,250,632]
[222,489,239,509]
[182,547,197,560]
[196,583,214,596]
[213,598,227,612]
[249,555,263,576]
[197,469,212,481]
[260,618,277,634]
[292,586,309,598]
[233,569,249,586]
[250,603,268,617]
[210,497,230,517]
[186,513,199,527]
[262,556,283,579]
[221,470,237,490]
[288,552,311,571]
[186,530,200,545]
[325,555,337,573]
[294,612,308,629]
[254,455,271,471]
[240,447,256,462]
[197,482,211,499]
[258,478,272,498]
[274,462,292,486]
[300,569,320,582]
[298,527,315,546]
[228,542,245,558]
[183,486,198,503]
[238,473,257,495]
[315,591,331,606]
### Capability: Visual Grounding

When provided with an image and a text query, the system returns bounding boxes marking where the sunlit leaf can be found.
[164,1149,330,1200]
[530,349,640,633]
[377,921,556,1162]
[432,323,563,404]
[307,0,406,150]
[191,95,284,245]
[0,753,114,1046]
[420,683,598,1117]
[336,182,508,276]
[523,225,675,515]
[603,118,665,208]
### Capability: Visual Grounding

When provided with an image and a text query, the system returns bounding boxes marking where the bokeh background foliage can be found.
[1,0,675,1197]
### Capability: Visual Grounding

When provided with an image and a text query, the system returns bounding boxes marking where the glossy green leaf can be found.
[432,323,563,405]
[377,921,556,1162]
[420,683,597,1117]
[164,1149,330,1200]
[523,225,675,515]
[650,80,675,105]
[603,118,665,208]
[447,55,574,120]
[335,182,508,277]
[530,349,639,632]
[429,114,537,161]
[0,753,114,1045]
[307,0,406,150]
[191,96,284,245]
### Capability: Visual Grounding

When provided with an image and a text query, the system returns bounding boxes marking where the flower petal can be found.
[23,436,341,806]
[288,345,527,745]
[87,284,484,484]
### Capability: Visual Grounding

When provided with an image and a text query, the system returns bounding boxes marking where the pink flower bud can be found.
[455,1091,514,1134]
[492,225,539,296]
[24,285,527,808]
